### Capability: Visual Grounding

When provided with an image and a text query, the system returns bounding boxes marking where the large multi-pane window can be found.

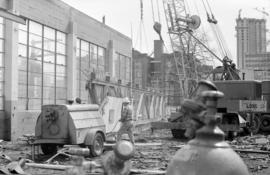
[113,53,131,83]
[113,54,120,80]
[126,57,131,82]
[18,20,67,110]
[0,17,4,110]
[76,39,106,103]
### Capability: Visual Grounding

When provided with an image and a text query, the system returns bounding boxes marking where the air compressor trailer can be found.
[34,104,106,157]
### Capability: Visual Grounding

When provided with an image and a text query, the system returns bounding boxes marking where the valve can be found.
[166,90,249,175]
[182,80,217,139]
[101,140,135,175]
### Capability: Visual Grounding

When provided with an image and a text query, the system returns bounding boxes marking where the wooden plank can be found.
[170,145,185,149]
[151,121,185,130]
[26,163,73,170]
[234,149,270,154]
[104,142,162,147]
[130,169,166,174]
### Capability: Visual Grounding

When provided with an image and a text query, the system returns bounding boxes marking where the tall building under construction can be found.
[235,17,270,80]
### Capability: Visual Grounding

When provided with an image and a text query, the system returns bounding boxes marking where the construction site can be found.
[0,0,270,174]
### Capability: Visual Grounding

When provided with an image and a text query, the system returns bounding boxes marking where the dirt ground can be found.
[0,129,270,174]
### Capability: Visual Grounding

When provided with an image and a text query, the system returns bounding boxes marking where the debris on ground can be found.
[0,129,269,174]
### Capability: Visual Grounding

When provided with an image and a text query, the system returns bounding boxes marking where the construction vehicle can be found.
[151,79,246,139]
[215,80,270,134]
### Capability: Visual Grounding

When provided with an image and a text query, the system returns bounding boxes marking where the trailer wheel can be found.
[171,129,186,139]
[89,133,104,157]
[41,144,57,155]
[260,115,270,131]
[249,114,261,134]
[226,131,237,141]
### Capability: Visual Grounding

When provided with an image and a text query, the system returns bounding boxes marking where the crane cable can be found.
[156,0,161,23]
[192,0,216,78]
[206,0,233,59]
[195,3,216,67]
[202,0,232,59]
[202,0,226,58]
[203,0,240,80]
[134,0,149,52]
[151,0,156,22]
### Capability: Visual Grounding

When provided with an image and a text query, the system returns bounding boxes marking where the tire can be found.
[260,115,270,132]
[89,133,104,157]
[226,131,236,141]
[41,144,57,155]
[249,114,261,134]
[171,129,186,139]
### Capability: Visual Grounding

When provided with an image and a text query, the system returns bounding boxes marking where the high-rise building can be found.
[236,17,267,70]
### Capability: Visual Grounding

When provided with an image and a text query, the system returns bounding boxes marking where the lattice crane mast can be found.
[162,0,201,99]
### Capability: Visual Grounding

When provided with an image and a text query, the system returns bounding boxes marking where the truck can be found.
[215,80,270,134]
[151,80,246,139]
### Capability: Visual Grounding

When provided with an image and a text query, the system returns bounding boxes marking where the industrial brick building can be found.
[132,49,152,89]
[0,0,132,140]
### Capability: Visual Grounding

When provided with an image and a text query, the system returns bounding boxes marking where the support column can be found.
[4,2,19,140]
[106,40,114,77]
[67,21,77,101]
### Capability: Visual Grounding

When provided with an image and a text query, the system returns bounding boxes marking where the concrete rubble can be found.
[0,130,270,174]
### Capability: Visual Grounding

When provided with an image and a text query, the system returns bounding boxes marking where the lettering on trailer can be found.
[239,100,267,112]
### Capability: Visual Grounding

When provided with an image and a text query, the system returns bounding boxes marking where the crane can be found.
[254,7,269,19]
[162,0,201,100]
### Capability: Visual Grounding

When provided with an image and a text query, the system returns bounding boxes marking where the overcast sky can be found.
[62,0,270,67]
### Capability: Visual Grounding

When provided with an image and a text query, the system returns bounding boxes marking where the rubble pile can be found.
[0,130,270,174]
[229,135,270,173]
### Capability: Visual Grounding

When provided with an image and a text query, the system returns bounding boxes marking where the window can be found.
[18,20,67,110]
[90,44,98,72]
[97,47,105,80]
[0,17,4,110]
[113,54,120,80]
[126,57,131,82]
[120,55,126,81]
[114,53,131,83]
[76,39,106,103]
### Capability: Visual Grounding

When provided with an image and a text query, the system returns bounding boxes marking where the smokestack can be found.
[154,40,164,59]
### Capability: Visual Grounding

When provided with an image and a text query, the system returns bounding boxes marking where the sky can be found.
[62,0,270,67]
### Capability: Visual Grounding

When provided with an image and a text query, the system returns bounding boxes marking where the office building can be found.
[236,17,266,70]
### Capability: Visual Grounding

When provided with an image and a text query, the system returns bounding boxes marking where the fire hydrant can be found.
[166,90,249,175]
[101,140,135,175]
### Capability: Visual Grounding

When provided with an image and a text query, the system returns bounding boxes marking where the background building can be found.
[246,53,270,80]
[132,49,152,89]
[236,17,267,70]
[0,0,132,140]
[235,17,270,80]
[132,40,213,107]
